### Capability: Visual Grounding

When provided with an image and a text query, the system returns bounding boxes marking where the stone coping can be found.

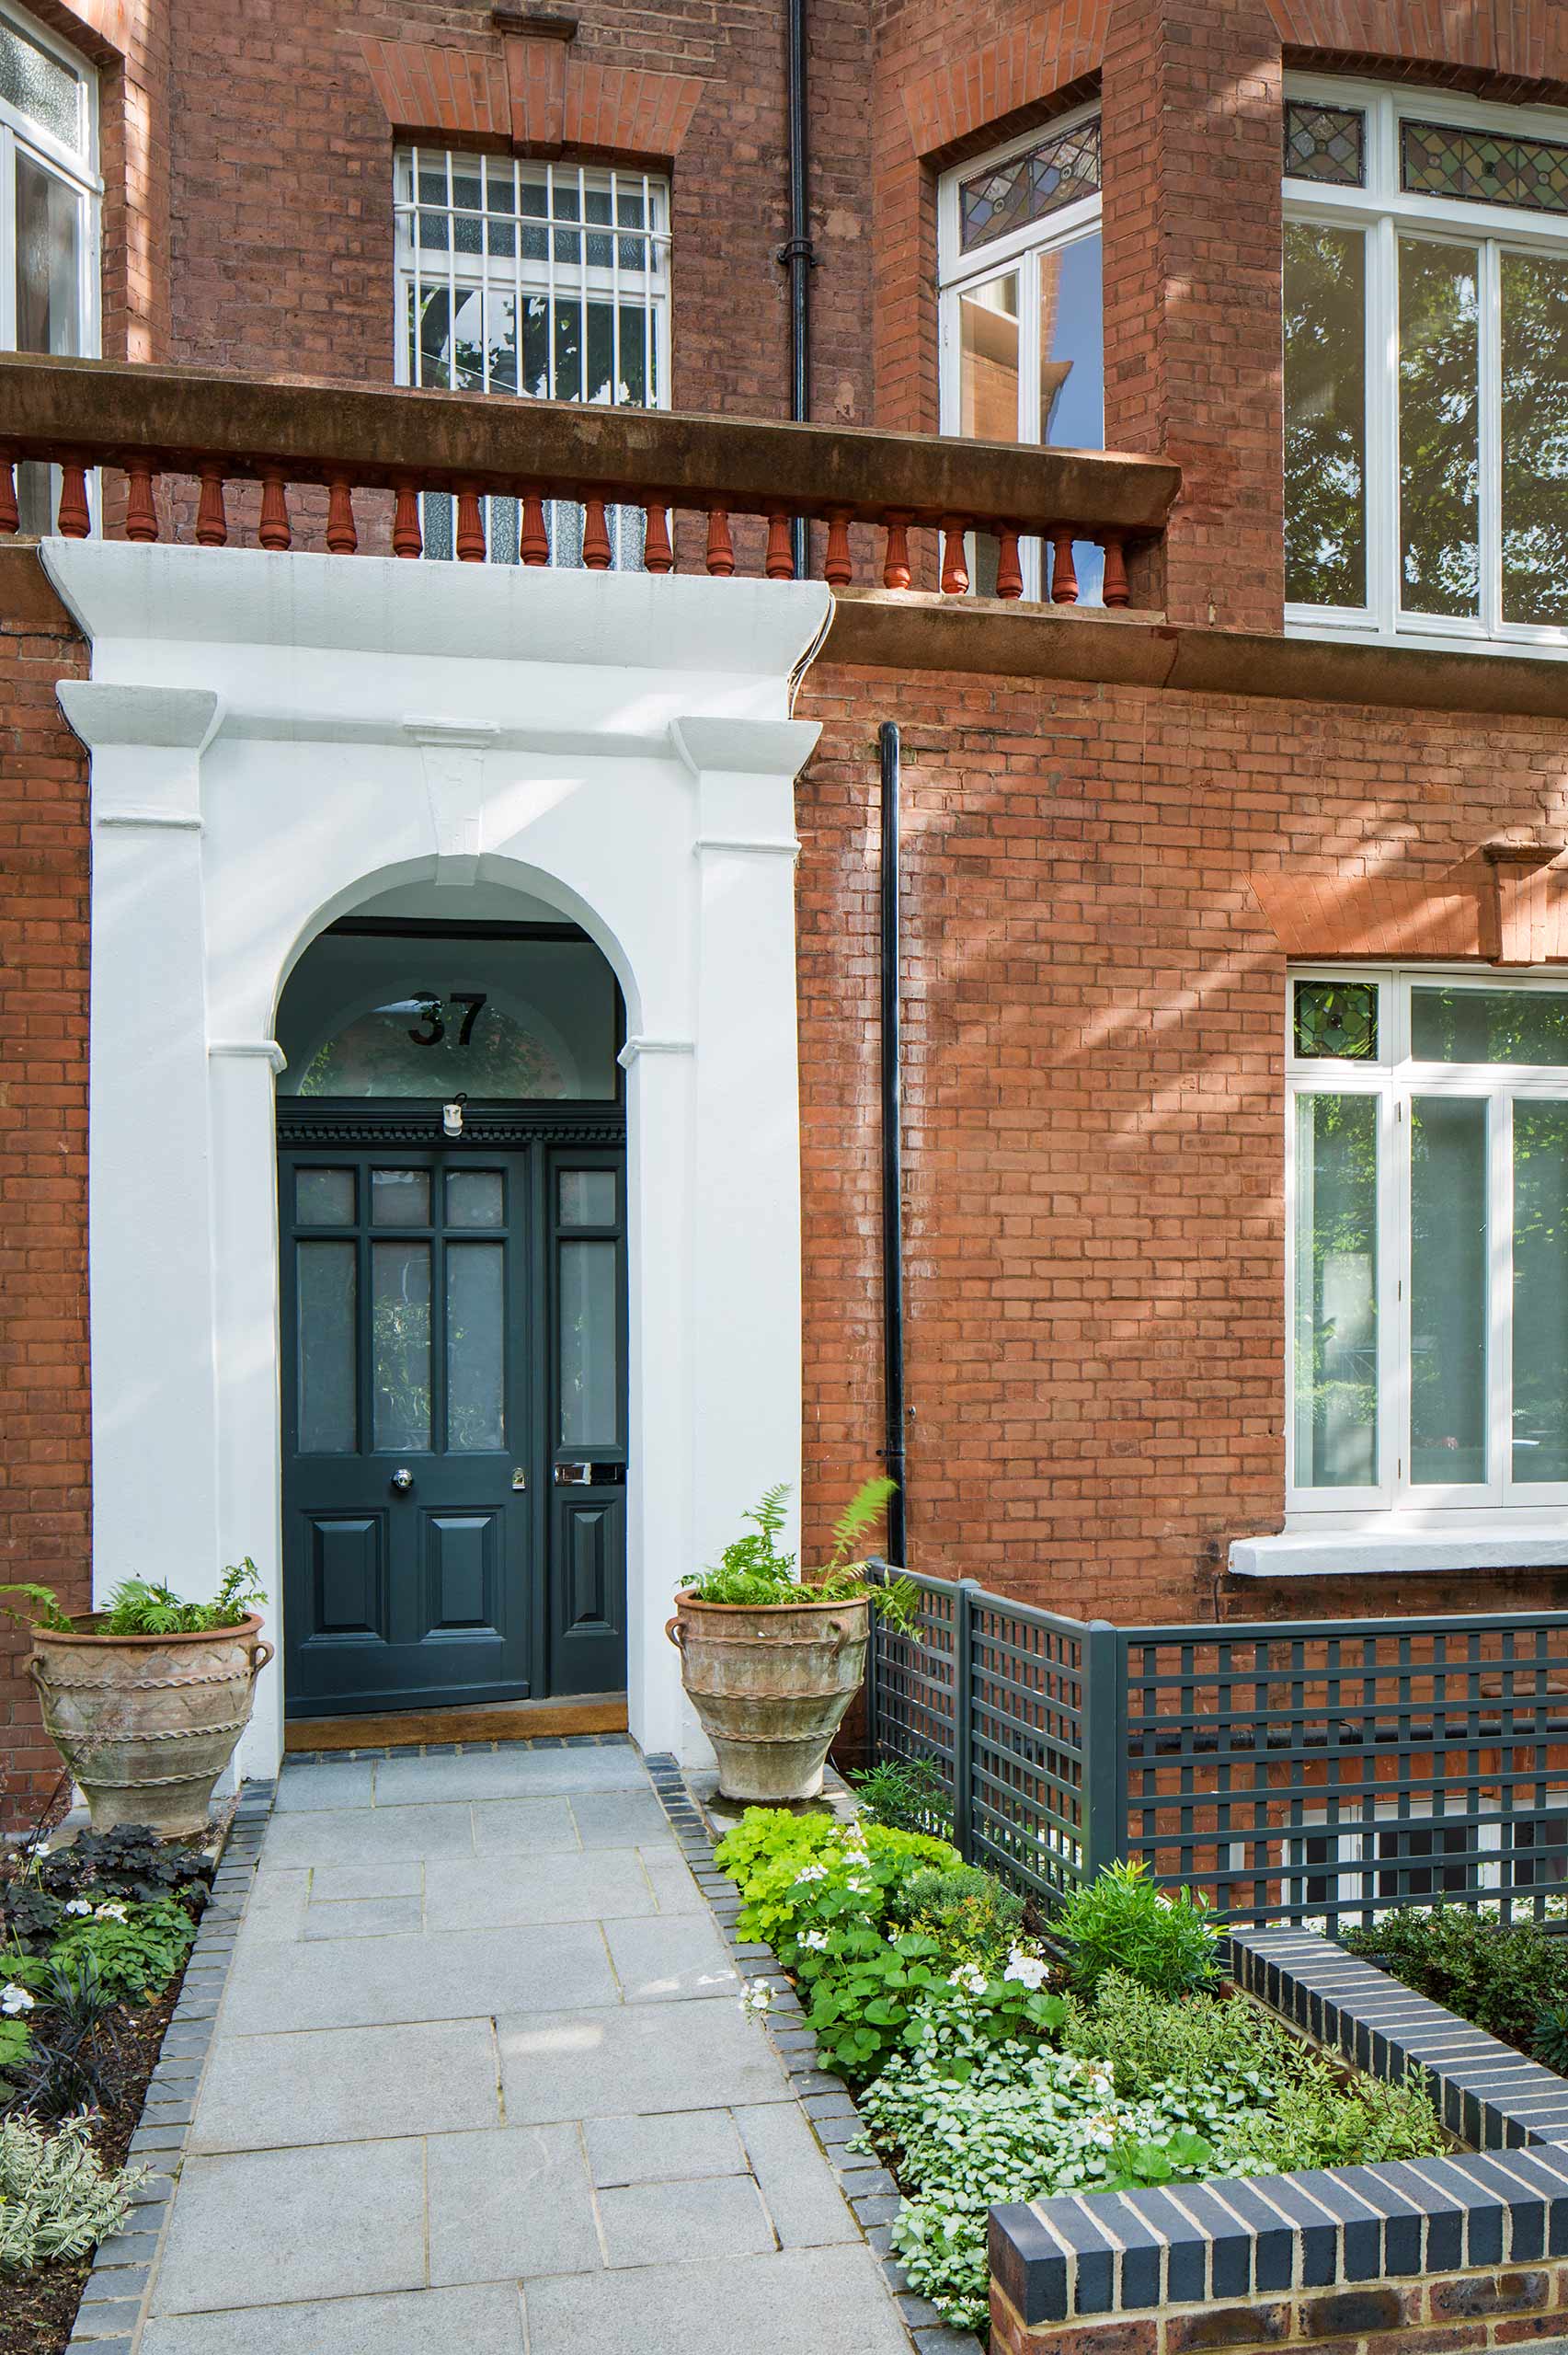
[989,1924,1568,2335]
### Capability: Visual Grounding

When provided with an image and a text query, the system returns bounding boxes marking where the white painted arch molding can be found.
[47,541,832,1780]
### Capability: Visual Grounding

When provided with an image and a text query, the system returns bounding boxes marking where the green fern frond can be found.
[821,1476,897,1573]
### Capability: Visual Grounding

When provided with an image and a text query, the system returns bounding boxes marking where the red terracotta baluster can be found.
[455,485,486,562]
[392,482,422,558]
[520,488,550,566]
[196,467,228,547]
[764,508,794,580]
[1101,532,1129,608]
[939,516,968,597]
[258,473,291,551]
[824,507,853,589]
[882,512,911,592]
[642,500,673,573]
[125,464,159,543]
[995,526,1023,601]
[705,508,735,577]
[582,495,612,570]
[1049,530,1078,604]
[0,452,17,536]
[57,458,90,538]
[326,478,357,555]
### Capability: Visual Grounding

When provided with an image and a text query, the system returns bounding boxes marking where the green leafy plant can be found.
[1222,2055,1448,2174]
[5,1954,121,2119]
[1061,1970,1297,2101]
[714,1807,957,1957]
[682,1480,918,1626]
[0,1559,266,1638]
[47,1895,197,2004]
[1536,2004,1568,2075]
[0,2112,139,2272]
[0,2017,34,2102]
[1342,1906,1568,2060]
[40,1823,212,1908]
[851,1756,954,1838]
[894,1864,1024,1968]
[800,1924,1064,2085]
[1057,1859,1221,1997]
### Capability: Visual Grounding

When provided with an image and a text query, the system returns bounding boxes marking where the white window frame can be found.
[393,147,670,410]
[0,0,100,356]
[1288,963,1568,1522]
[1285,72,1568,659]
[936,102,1103,602]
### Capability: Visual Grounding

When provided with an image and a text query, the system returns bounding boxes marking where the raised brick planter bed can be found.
[990,1926,1568,2355]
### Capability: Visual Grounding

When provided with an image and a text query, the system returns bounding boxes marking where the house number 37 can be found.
[406,993,487,1047]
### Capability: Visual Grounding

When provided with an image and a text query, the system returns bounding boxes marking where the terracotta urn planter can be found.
[28,1614,274,1837]
[667,1589,869,1802]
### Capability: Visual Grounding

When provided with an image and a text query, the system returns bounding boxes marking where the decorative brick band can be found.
[990,1924,1568,2354]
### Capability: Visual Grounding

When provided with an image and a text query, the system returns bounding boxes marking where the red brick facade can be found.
[4,0,1568,1812]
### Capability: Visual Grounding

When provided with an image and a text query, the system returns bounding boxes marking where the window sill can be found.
[1229,1524,1568,1578]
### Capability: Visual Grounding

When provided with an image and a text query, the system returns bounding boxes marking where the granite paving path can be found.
[125,1738,921,2354]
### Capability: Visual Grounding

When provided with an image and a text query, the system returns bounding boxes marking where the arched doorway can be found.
[273,883,628,1720]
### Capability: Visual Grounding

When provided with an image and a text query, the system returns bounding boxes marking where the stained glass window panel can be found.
[1285,103,1365,187]
[958,118,1101,253]
[1294,980,1378,1061]
[1402,119,1568,218]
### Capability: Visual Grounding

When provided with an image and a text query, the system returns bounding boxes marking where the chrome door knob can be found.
[390,1467,415,1494]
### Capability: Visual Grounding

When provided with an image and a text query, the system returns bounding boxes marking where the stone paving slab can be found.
[131,1739,933,2355]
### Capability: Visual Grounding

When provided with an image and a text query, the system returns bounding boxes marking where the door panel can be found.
[281,1132,627,1716]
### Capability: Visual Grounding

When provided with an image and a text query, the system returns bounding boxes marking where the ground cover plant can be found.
[717,1822,1448,2332]
[0,1809,220,2355]
[1341,1903,1568,2069]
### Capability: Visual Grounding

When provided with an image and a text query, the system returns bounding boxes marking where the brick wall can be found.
[794,657,1568,1619]
[0,559,90,1827]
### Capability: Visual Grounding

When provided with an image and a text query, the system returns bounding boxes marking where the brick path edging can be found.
[63,1776,275,2353]
[989,1924,1568,2355]
[641,1754,985,2355]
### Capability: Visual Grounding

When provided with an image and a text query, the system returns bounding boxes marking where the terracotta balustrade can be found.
[0,354,1181,610]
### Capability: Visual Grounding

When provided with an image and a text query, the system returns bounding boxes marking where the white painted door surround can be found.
[44,540,831,1782]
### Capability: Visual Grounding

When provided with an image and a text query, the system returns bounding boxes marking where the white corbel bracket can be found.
[401,717,499,886]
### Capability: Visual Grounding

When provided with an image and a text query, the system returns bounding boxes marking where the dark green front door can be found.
[279,1130,627,1716]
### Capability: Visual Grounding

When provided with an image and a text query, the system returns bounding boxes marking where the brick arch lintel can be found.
[358,34,704,165]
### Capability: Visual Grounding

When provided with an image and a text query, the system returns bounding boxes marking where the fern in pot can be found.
[1,1564,271,1837]
[667,1481,915,1803]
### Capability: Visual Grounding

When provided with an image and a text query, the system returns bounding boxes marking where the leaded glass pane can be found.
[1402,118,1568,218]
[0,17,85,153]
[1501,248,1568,626]
[1284,224,1368,608]
[1294,980,1378,1061]
[1399,238,1481,618]
[958,118,1101,253]
[1285,102,1365,187]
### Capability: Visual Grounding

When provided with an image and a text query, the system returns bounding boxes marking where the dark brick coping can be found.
[990,1924,1568,2330]
[64,1778,273,2350]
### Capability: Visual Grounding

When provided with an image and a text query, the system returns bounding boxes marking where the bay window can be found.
[937,107,1104,601]
[1288,969,1568,1513]
[394,150,670,567]
[0,3,97,532]
[1284,78,1568,651]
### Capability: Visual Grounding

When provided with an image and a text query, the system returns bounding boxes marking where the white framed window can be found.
[1280,1800,1568,1916]
[1284,75,1568,656]
[1288,966,1568,1519]
[394,149,670,566]
[0,2,99,532]
[936,105,1104,601]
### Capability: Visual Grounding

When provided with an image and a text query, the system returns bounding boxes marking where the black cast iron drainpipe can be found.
[879,721,908,1567]
[781,0,815,580]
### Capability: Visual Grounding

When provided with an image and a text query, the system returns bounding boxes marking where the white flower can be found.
[793,1865,828,1884]
[94,1901,129,1923]
[743,1984,773,2013]
[63,1899,94,1916]
[1002,1949,1048,1990]
[956,1964,988,1996]
[18,1837,50,1858]
[1,1984,35,2016]
[799,1929,829,1951]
